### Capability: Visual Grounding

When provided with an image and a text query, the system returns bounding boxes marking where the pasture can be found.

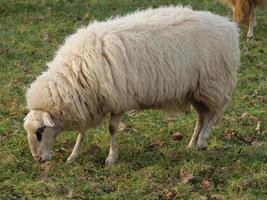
[0,0,266,199]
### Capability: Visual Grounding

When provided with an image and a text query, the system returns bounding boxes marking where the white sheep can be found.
[23,6,240,165]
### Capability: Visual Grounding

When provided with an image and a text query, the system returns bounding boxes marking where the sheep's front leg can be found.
[105,113,124,166]
[67,132,84,163]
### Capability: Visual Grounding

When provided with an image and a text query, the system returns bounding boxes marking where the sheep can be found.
[221,0,267,41]
[23,5,240,165]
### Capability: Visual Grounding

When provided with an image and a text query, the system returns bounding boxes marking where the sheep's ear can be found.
[42,112,55,127]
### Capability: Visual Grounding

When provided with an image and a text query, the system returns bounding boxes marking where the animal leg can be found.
[67,132,84,163]
[253,11,257,27]
[231,6,235,21]
[247,9,255,41]
[187,111,203,148]
[187,101,209,148]
[105,113,124,166]
[197,112,218,150]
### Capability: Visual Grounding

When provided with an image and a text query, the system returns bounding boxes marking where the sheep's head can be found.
[24,110,60,163]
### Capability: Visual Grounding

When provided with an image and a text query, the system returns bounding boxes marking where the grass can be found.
[0,0,266,199]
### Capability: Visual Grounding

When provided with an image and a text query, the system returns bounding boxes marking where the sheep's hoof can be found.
[105,156,117,166]
[66,154,78,163]
[187,143,197,149]
[197,142,207,150]
[246,36,253,42]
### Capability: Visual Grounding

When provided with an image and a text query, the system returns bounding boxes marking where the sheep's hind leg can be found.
[187,101,207,148]
[67,132,84,163]
[187,112,203,148]
[253,11,257,27]
[197,112,218,150]
[105,113,124,166]
[247,9,256,41]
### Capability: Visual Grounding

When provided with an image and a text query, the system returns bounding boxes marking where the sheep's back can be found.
[37,6,240,126]
[98,7,240,111]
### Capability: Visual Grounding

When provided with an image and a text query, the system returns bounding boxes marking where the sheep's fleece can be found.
[25,6,240,160]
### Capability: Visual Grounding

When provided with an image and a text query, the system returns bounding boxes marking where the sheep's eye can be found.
[35,126,45,142]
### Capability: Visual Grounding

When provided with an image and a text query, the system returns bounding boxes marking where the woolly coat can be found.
[26,6,240,131]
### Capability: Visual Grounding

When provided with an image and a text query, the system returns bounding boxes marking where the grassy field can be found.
[0,0,266,199]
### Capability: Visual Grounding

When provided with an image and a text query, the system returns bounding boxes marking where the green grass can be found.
[0,0,266,199]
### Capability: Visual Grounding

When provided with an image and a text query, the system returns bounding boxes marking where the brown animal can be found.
[221,0,267,41]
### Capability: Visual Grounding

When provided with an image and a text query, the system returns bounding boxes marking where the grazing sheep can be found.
[221,0,267,41]
[23,6,240,165]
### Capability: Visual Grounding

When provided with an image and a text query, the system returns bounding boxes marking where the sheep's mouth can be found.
[32,153,39,160]
[35,152,52,163]
[38,158,47,164]
[32,154,46,163]
[35,155,49,163]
